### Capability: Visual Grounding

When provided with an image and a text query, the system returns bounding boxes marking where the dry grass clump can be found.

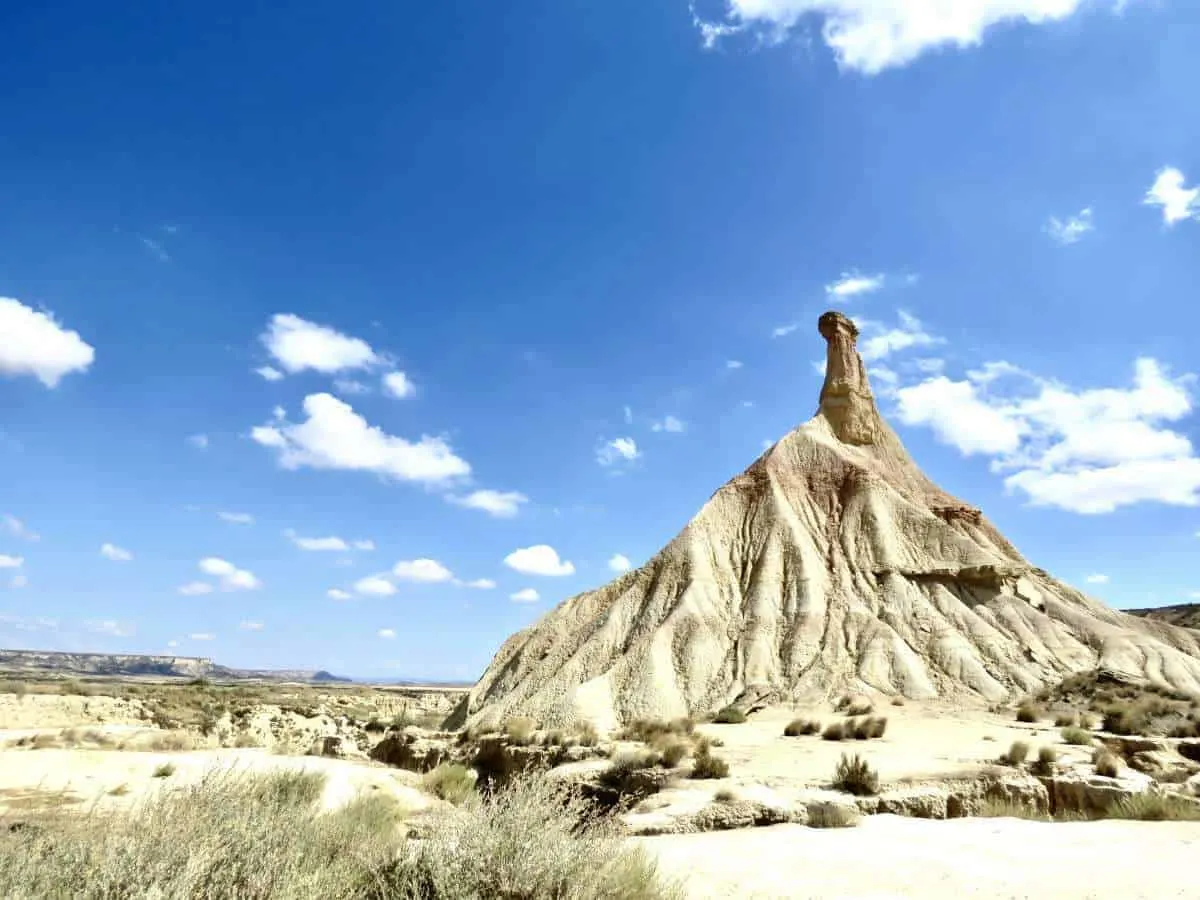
[502,716,538,745]
[712,706,746,725]
[689,747,730,780]
[713,788,737,804]
[0,679,29,698]
[617,718,694,743]
[784,718,820,737]
[1015,702,1042,724]
[849,717,888,740]
[1030,746,1058,777]
[832,753,879,796]
[142,730,195,752]
[1054,712,1076,728]
[822,721,847,741]
[574,721,600,747]
[835,695,874,717]
[976,798,1049,821]
[0,769,680,900]
[600,750,663,793]
[1059,726,1093,746]
[1106,793,1200,822]
[807,802,862,829]
[1093,748,1122,778]
[651,735,690,768]
[152,763,176,778]
[422,763,476,805]
[999,740,1030,766]
[890,697,905,707]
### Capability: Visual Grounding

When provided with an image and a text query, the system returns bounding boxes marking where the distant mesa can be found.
[0,649,350,684]
[456,312,1200,732]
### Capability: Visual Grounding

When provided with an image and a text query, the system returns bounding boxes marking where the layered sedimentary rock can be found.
[461,312,1200,731]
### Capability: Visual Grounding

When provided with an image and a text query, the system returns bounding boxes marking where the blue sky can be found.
[2,1,1199,681]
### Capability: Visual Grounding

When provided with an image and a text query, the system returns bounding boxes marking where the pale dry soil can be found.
[638,815,1200,900]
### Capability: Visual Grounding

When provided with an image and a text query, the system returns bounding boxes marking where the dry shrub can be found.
[832,753,879,796]
[31,733,61,750]
[1016,702,1041,724]
[233,732,263,749]
[144,731,195,752]
[784,718,820,737]
[600,750,662,793]
[1105,793,1200,822]
[713,788,737,804]
[866,717,888,739]
[152,763,176,778]
[822,721,847,741]
[1000,740,1030,766]
[652,735,690,768]
[712,707,746,725]
[422,763,476,805]
[1060,726,1092,746]
[574,721,600,747]
[618,718,692,744]
[1054,713,1076,728]
[845,699,873,717]
[890,697,905,707]
[1031,746,1058,777]
[502,717,537,745]
[1093,749,1122,778]
[689,749,729,780]
[976,798,1048,821]
[1102,704,1151,736]
[848,717,888,740]
[807,802,861,829]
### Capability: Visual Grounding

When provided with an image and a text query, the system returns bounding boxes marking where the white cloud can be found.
[261,314,378,375]
[895,355,1200,514]
[623,405,634,425]
[167,640,179,648]
[856,311,942,362]
[0,555,22,569]
[463,578,497,590]
[771,323,799,338]
[85,619,133,637]
[327,588,353,600]
[333,378,370,396]
[393,558,454,583]
[218,511,254,525]
[727,360,744,369]
[510,588,540,603]
[696,1,1113,74]
[355,574,397,596]
[0,297,95,388]
[100,543,133,562]
[504,544,575,577]
[447,489,529,518]
[239,620,265,631]
[252,393,470,485]
[198,557,261,591]
[353,539,375,551]
[284,529,349,552]
[178,581,214,596]
[1045,208,1094,245]
[608,554,632,573]
[1085,574,1110,584]
[382,371,415,399]
[827,272,884,299]
[378,628,397,639]
[597,437,640,467]
[255,366,284,382]
[9,574,28,589]
[1145,167,1200,226]
[188,434,210,450]
[2,514,39,542]
[651,416,687,434]
[189,633,215,641]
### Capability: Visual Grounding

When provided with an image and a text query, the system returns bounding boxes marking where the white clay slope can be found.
[462,312,1200,731]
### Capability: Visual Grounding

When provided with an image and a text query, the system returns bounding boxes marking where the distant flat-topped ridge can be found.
[456,313,1200,732]
[0,648,350,683]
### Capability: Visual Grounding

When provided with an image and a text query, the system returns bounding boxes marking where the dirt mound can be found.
[461,312,1200,731]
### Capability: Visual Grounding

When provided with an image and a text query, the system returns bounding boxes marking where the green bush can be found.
[689,750,730,780]
[832,753,879,796]
[422,763,476,805]
[1031,746,1058,777]
[1000,740,1030,766]
[1060,726,1092,746]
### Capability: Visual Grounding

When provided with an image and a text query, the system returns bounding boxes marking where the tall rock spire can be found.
[818,311,878,446]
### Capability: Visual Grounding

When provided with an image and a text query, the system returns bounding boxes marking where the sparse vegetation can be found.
[1000,740,1030,766]
[807,801,862,829]
[832,752,879,796]
[1031,745,1058,777]
[890,697,905,707]
[784,718,820,737]
[1059,726,1092,746]
[152,763,176,778]
[1106,793,1200,822]
[689,748,730,780]
[1054,713,1076,728]
[712,706,746,725]
[502,716,537,745]
[848,716,888,740]
[713,788,737,803]
[617,718,694,743]
[422,763,475,805]
[1093,748,1121,778]
[822,721,847,741]
[574,721,600,747]
[1016,702,1041,724]
[652,735,690,768]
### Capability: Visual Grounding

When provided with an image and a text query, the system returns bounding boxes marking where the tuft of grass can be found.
[107,784,130,797]
[1093,748,1122,778]
[1031,746,1058,777]
[822,721,847,741]
[784,718,820,737]
[845,699,873,717]
[422,763,475,805]
[502,716,538,745]
[890,696,905,707]
[1016,702,1042,724]
[1060,726,1093,746]
[1054,713,1076,728]
[152,763,176,778]
[832,752,879,796]
[600,750,662,793]
[652,735,690,769]
[1000,740,1030,766]
[1105,793,1200,822]
[1102,703,1151,736]
[976,798,1049,821]
[807,802,862,829]
[574,721,600,747]
[712,706,746,725]
[689,749,730,780]
[713,788,737,804]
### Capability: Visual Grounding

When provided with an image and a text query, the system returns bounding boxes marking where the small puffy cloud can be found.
[510,588,540,603]
[261,314,378,375]
[597,437,640,467]
[378,628,397,639]
[251,393,470,485]
[463,578,497,590]
[189,633,215,641]
[0,297,95,387]
[100,543,133,562]
[856,311,942,363]
[382,371,415,399]
[1045,208,1094,245]
[727,360,743,369]
[178,581,214,596]
[3,514,39,542]
[86,619,133,637]
[1085,574,1110,585]
[826,272,884,300]
[218,511,254,525]
[355,574,397,596]
[447,489,529,518]
[771,323,799,338]
[239,620,265,631]
[198,557,261,591]
[651,416,686,434]
[695,0,1112,75]
[284,529,349,552]
[255,366,284,382]
[1144,167,1199,226]
[0,555,22,569]
[608,554,632,573]
[393,558,454,583]
[504,544,575,577]
[188,434,210,450]
[327,588,353,600]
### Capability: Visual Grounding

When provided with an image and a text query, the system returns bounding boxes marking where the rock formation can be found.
[461,312,1200,731]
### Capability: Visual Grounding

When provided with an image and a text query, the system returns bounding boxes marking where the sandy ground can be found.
[0,745,434,816]
[639,815,1200,899]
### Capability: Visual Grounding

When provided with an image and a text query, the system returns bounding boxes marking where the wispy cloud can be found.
[826,272,884,300]
[218,511,254,525]
[1045,208,1094,245]
[597,437,640,467]
[138,235,170,262]
[100,543,133,562]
